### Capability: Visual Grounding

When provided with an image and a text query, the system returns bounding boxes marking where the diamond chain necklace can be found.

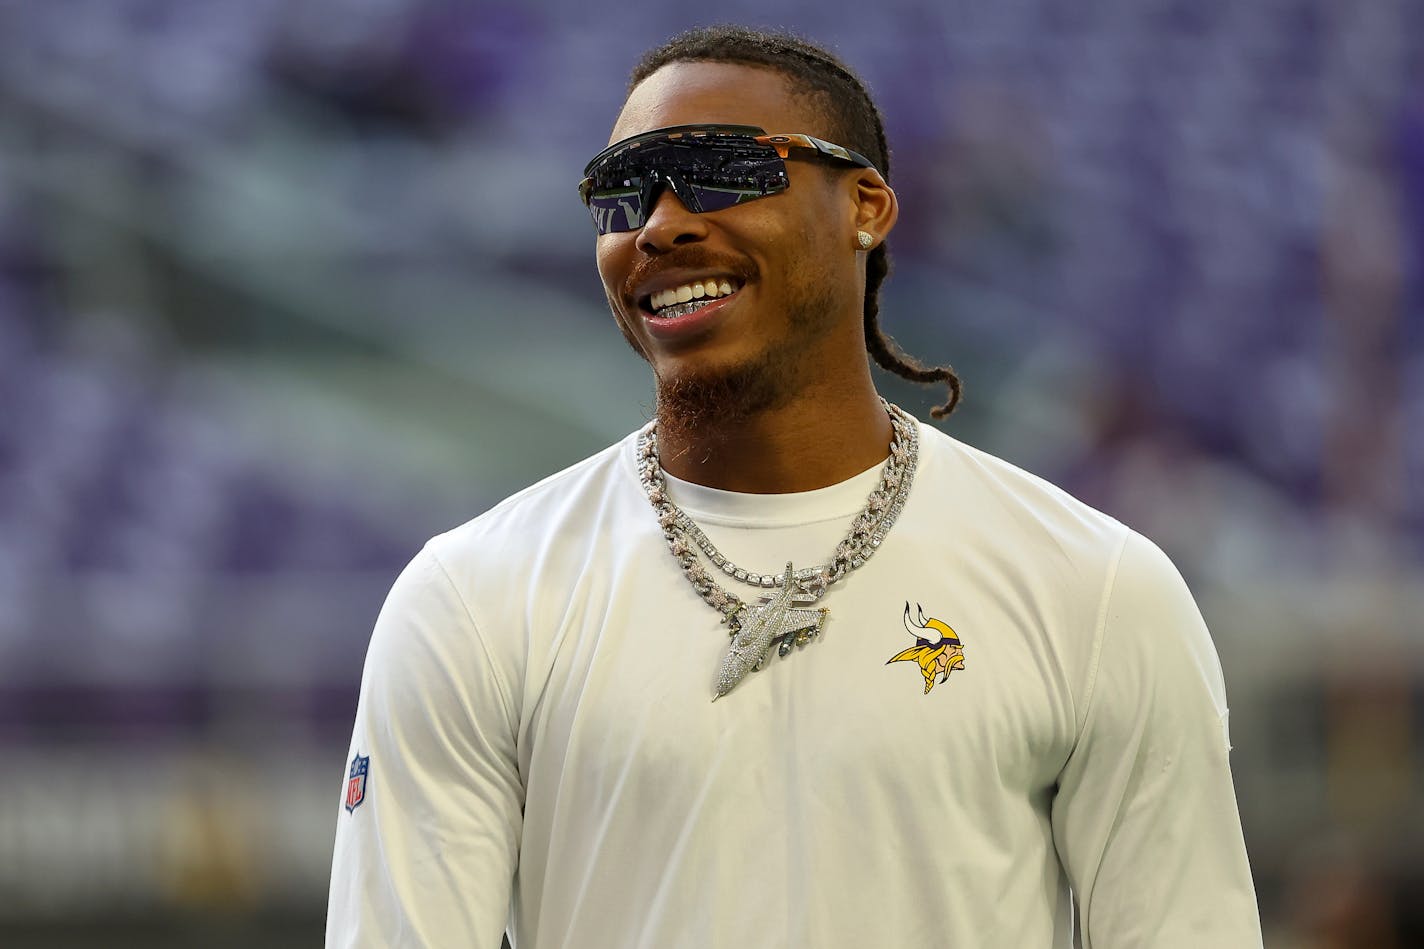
[636,400,919,699]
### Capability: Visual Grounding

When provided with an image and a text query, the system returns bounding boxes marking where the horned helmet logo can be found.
[886,602,966,695]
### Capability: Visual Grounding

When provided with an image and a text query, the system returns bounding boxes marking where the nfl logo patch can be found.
[345,752,370,813]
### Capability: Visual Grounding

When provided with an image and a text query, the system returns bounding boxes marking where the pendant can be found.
[713,563,829,701]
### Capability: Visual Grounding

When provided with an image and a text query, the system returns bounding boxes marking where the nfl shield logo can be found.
[345,753,370,813]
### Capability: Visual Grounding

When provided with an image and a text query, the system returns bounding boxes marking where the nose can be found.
[635,181,708,254]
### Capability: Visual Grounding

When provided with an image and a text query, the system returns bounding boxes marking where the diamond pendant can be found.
[713,563,829,701]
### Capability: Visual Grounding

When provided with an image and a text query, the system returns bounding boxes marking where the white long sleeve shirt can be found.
[326,421,1262,948]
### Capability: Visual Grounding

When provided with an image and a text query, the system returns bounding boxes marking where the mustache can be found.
[623,247,759,302]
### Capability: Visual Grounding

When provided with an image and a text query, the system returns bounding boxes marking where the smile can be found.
[643,278,742,318]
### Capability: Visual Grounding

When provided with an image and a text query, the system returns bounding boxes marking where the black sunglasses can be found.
[579,124,878,235]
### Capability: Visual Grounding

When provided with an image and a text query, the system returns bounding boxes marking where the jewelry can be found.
[857,230,875,249]
[636,400,918,699]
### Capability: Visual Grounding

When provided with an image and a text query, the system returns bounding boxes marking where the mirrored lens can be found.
[580,132,792,233]
[585,182,647,234]
[684,179,785,212]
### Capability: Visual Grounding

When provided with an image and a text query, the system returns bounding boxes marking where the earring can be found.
[856,230,874,250]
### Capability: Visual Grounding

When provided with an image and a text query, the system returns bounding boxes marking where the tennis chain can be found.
[635,400,919,696]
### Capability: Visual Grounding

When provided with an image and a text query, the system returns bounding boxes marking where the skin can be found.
[597,61,900,493]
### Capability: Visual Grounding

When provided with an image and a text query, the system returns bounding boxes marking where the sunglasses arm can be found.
[756,134,877,172]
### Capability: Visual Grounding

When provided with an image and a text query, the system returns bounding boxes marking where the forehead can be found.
[611,61,826,145]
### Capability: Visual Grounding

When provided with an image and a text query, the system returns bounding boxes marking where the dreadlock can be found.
[629,25,962,419]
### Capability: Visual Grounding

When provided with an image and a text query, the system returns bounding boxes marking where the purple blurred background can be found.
[0,1,1420,946]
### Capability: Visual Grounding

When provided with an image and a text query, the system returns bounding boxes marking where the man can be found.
[326,26,1262,948]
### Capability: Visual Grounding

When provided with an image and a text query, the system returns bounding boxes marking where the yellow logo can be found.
[886,602,965,695]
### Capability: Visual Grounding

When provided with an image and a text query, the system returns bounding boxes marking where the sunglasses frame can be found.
[578,124,879,234]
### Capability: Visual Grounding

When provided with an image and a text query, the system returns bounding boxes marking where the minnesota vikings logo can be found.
[886,602,965,694]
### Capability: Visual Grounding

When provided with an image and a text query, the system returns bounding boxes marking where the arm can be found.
[1051,530,1262,948]
[326,546,523,948]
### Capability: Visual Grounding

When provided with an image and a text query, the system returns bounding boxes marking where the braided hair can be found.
[629,25,962,419]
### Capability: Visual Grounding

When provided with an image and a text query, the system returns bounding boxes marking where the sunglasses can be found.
[579,124,878,235]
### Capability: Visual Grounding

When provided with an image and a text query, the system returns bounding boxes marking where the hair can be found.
[628,25,962,419]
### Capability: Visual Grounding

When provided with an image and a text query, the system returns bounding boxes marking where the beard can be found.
[653,345,793,449]
[606,241,847,449]
[653,278,841,450]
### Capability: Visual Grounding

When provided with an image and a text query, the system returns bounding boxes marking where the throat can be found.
[654,389,899,494]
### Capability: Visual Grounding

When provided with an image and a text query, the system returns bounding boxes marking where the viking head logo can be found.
[886,602,966,695]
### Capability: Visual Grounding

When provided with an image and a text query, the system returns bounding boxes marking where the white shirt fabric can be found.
[326,421,1262,948]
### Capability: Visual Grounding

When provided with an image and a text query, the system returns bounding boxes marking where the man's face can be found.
[596,61,872,422]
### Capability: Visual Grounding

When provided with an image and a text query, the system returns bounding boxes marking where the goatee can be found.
[652,277,843,457]
[654,347,803,456]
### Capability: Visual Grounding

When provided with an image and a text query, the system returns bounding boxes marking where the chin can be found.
[655,346,800,436]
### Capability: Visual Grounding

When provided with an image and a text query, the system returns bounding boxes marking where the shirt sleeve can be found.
[1051,530,1262,948]
[326,545,523,948]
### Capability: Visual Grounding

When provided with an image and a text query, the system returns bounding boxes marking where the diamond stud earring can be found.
[857,230,874,249]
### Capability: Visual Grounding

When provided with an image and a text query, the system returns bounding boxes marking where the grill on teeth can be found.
[658,299,712,319]
[650,279,738,314]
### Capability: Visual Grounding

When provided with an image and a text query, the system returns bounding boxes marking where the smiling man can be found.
[326,26,1262,949]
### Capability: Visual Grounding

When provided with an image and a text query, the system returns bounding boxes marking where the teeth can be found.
[658,299,717,319]
[648,278,741,314]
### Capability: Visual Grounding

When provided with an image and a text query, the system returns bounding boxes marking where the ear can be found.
[852,168,898,248]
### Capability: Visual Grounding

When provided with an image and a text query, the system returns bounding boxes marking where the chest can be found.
[522,540,1084,813]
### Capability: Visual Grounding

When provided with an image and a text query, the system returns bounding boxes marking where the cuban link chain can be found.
[635,400,919,699]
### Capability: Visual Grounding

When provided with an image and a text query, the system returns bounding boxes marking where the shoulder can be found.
[1097,528,1225,709]
[914,423,1129,570]
[924,433,1201,626]
[428,429,643,567]
[411,429,657,642]
[367,431,648,704]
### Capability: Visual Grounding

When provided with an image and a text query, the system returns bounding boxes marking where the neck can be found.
[655,372,893,494]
